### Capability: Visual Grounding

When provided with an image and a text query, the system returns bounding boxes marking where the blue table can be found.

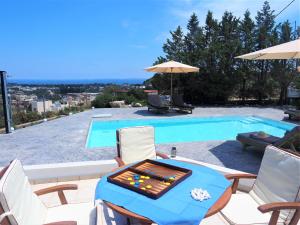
[95,160,231,225]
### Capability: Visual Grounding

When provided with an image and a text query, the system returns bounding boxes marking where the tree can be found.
[238,10,256,101]
[254,1,276,101]
[163,26,185,62]
[271,21,296,105]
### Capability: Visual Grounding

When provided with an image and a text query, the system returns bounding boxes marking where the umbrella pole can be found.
[170,73,173,103]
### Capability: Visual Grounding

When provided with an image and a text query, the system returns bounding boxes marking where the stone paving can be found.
[0,107,296,173]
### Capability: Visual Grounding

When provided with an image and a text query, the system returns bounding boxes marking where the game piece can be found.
[146,185,152,189]
[127,177,133,181]
[145,176,150,179]
[134,184,140,188]
[141,176,145,179]
[165,182,171,186]
[139,180,144,183]
[141,187,146,190]
[134,175,140,180]
[130,182,135,185]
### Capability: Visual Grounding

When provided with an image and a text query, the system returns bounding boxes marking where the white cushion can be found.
[250,146,300,220]
[96,200,127,225]
[0,160,47,225]
[118,126,156,164]
[221,192,283,225]
[45,202,96,225]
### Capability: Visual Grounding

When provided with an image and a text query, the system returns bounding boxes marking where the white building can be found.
[31,100,53,114]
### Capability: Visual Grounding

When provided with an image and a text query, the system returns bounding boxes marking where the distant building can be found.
[287,86,300,99]
[31,100,53,114]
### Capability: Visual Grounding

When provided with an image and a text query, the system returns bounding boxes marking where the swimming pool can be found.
[86,116,295,148]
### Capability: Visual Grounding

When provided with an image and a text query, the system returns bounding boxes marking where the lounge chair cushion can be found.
[45,202,96,225]
[0,160,47,225]
[249,145,300,221]
[118,126,156,165]
[221,192,284,225]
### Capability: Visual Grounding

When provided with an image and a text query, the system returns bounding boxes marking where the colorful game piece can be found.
[139,180,144,183]
[146,185,152,189]
[135,181,140,185]
[165,182,171,186]
[130,182,135,185]
[134,184,140,187]
[141,176,145,179]
[141,187,146,190]
[127,177,133,181]
[169,177,175,181]
[145,176,150,179]
[133,175,140,180]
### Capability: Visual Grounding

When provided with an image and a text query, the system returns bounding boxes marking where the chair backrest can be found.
[275,126,300,147]
[250,146,300,221]
[0,160,47,225]
[147,95,163,107]
[117,126,156,165]
[172,95,185,106]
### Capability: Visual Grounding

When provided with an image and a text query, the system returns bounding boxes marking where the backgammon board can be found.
[107,159,192,199]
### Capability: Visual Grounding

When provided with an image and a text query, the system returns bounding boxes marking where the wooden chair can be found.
[221,145,300,225]
[114,126,169,167]
[0,160,96,225]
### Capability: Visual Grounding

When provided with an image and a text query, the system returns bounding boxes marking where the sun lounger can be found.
[236,126,300,152]
[172,94,194,114]
[221,145,300,225]
[114,126,169,166]
[147,94,170,113]
[284,109,300,121]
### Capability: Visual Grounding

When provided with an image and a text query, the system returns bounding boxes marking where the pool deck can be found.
[0,107,297,173]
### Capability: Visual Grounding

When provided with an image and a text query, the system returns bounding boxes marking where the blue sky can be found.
[0,0,299,80]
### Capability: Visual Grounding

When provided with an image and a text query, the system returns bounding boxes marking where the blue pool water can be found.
[86,116,296,148]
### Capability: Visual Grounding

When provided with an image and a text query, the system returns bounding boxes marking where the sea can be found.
[8,79,145,85]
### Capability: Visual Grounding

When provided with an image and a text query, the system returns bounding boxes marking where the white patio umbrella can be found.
[145,60,199,99]
[236,38,300,60]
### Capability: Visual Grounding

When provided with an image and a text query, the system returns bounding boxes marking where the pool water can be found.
[86,116,295,148]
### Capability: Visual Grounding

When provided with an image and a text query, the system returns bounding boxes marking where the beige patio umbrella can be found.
[236,38,300,60]
[145,60,199,99]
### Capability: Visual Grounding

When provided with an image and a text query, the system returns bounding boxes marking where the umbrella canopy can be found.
[145,60,199,73]
[236,38,300,60]
[145,60,199,102]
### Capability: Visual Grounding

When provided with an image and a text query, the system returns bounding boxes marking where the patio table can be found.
[95,160,232,225]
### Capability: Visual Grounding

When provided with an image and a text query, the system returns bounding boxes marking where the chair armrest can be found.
[35,184,78,205]
[156,152,169,159]
[44,222,77,225]
[114,156,125,167]
[258,202,300,225]
[225,173,257,194]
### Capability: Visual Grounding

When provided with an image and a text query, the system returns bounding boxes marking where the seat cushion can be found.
[250,146,300,221]
[119,126,156,164]
[221,193,283,225]
[45,202,96,225]
[0,160,47,225]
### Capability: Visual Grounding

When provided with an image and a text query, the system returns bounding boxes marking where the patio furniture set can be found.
[0,126,299,225]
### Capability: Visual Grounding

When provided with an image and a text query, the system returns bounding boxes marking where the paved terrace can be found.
[0,107,296,173]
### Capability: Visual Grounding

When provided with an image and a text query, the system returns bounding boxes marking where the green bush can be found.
[92,93,115,108]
